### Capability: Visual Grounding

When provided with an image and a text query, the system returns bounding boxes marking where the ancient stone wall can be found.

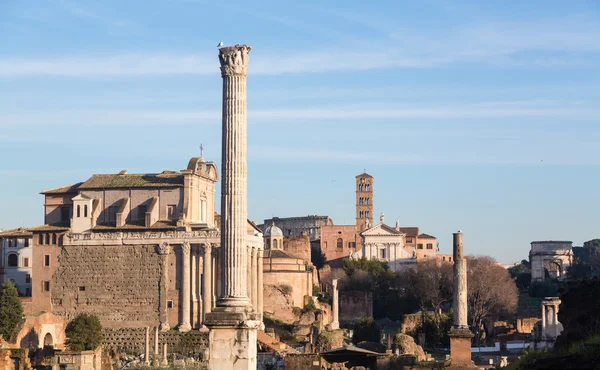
[102,328,208,356]
[52,245,162,327]
[283,235,311,262]
[339,291,373,323]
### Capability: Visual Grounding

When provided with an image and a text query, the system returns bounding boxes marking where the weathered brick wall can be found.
[283,235,311,262]
[52,245,162,327]
[339,291,373,323]
[102,328,208,357]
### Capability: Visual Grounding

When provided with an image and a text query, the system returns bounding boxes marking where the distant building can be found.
[359,214,417,271]
[321,172,438,268]
[259,215,333,241]
[0,228,33,296]
[530,241,573,282]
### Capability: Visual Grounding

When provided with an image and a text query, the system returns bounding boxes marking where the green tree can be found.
[0,281,24,341]
[351,317,381,344]
[311,245,327,270]
[65,313,103,351]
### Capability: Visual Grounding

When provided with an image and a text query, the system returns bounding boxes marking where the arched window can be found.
[366,198,369,205]
[266,240,271,249]
[52,234,57,244]
[77,205,81,218]
[366,211,370,218]
[7,254,18,267]
[273,239,278,249]
[84,205,88,217]
[39,234,44,245]
[45,234,50,245]
[336,238,343,249]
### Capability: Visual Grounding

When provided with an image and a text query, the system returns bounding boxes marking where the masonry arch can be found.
[7,253,18,267]
[43,333,53,348]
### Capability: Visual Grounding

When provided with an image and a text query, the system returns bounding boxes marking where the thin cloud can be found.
[1,15,598,78]
[0,103,595,126]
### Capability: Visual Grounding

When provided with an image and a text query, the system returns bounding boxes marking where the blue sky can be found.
[1,0,599,264]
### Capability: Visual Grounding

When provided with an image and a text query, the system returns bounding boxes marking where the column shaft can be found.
[179,243,191,332]
[331,279,339,330]
[251,247,258,309]
[257,248,264,317]
[219,70,250,306]
[452,232,468,329]
[157,243,171,331]
[202,244,213,322]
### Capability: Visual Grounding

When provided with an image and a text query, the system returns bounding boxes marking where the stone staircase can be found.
[256,330,300,354]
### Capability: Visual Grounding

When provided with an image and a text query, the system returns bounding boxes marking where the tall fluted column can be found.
[217,44,252,307]
[202,244,212,322]
[452,232,468,329]
[331,279,339,330]
[448,231,474,367]
[251,247,258,309]
[257,247,264,317]
[179,242,192,332]
[157,243,171,331]
[247,246,252,306]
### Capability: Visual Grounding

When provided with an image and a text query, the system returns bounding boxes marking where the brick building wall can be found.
[320,225,357,268]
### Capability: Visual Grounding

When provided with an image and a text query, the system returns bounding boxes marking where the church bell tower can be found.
[356,172,374,232]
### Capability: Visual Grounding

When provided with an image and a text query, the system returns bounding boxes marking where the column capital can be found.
[181,242,191,254]
[202,243,212,254]
[157,242,171,255]
[218,44,252,77]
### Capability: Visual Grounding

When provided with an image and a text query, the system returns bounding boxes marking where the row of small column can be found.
[246,244,264,320]
[157,241,263,332]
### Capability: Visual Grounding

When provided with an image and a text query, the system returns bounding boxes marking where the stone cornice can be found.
[64,229,221,246]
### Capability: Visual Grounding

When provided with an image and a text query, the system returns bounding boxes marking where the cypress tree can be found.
[0,281,24,341]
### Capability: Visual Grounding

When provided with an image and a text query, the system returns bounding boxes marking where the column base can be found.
[447,328,475,368]
[205,308,261,370]
[330,322,339,330]
[159,322,170,332]
[217,296,251,307]
[178,323,192,333]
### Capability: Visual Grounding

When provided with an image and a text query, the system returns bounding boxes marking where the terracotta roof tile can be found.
[27,225,70,232]
[399,227,419,237]
[418,233,437,239]
[41,182,83,194]
[0,228,33,237]
[79,173,183,189]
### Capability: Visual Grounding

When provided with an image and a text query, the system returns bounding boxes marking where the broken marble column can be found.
[144,326,150,365]
[161,343,168,367]
[205,43,260,370]
[542,297,562,340]
[154,326,159,356]
[179,242,192,332]
[448,231,475,368]
[331,279,339,330]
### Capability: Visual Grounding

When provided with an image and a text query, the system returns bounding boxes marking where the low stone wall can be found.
[102,328,208,357]
[517,317,540,334]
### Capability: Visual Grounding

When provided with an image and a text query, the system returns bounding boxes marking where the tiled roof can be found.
[79,172,183,189]
[0,228,33,237]
[41,182,83,194]
[418,233,437,239]
[355,172,373,178]
[265,250,297,259]
[399,227,419,237]
[27,225,70,232]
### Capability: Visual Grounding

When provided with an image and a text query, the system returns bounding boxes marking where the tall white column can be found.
[144,326,150,365]
[206,44,260,370]
[541,304,547,337]
[331,279,339,330]
[452,232,468,329]
[179,242,192,332]
[202,244,212,322]
[217,44,251,307]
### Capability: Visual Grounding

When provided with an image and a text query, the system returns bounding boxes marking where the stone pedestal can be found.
[205,309,261,370]
[447,329,475,368]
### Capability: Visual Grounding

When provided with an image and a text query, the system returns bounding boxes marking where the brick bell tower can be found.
[355,172,374,232]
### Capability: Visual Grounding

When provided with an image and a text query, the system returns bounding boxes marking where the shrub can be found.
[65,313,103,351]
[352,317,381,344]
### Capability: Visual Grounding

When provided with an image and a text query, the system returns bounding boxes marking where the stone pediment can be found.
[361,223,403,237]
